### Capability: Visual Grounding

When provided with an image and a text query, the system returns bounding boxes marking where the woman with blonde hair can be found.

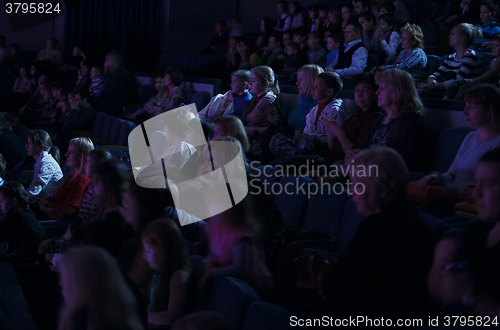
[376,23,427,79]
[213,116,250,151]
[37,136,94,220]
[347,69,426,171]
[58,246,144,330]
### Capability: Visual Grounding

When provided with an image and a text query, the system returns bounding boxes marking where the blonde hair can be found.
[375,69,423,117]
[214,116,250,151]
[69,137,94,176]
[297,64,324,95]
[454,23,482,48]
[58,246,143,330]
[354,146,409,205]
[400,23,424,49]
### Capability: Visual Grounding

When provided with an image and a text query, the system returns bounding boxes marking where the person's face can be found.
[463,100,490,128]
[61,102,71,114]
[358,17,373,33]
[286,45,297,56]
[375,81,391,110]
[25,137,42,157]
[20,67,27,78]
[215,23,222,33]
[379,8,388,16]
[65,144,82,169]
[268,36,279,51]
[74,93,83,107]
[103,55,116,75]
[448,27,463,48]
[344,25,359,43]
[307,35,318,48]
[121,193,140,229]
[277,3,284,14]
[68,94,78,108]
[249,71,267,95]
[154,77,165,92]
[81,65,89,76]
[327,12,336,25]
[72,47,79,56]
[354,82,377,110]
[293,34,305,44]
[289,3,296,15]
[229,38,237,50]
[319,10,327,19]
[142,242,159,270]
[296,70,309,95]
[474,162,500,222]
[326,38,338,51]
[163,125,176,142]
[9,47,16,57]
[309,10,316,19]
[480,5,495,24]
[212,123,227,140]
[30,66,36,76]
[493,40,500,57]
[378,19,392,34]
[84,156,97,177]
[0,192,15,215]
[260,20,266,32]
[342,7,352,22]
[52,87,58,99]
[349,174,382,217]
[230,75,246,94]
[354,2,366,15]
[401,31,415,50]
[46,40,55,50]
[312,77,332,102]
[38,84,47,95]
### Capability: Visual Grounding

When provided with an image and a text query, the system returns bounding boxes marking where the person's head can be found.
[163,66,183,87]
[213,116,250,151]
[230,70,251,94]
[46,37,58,50]
[378,13,397,34]
[122,182,168,232]
[0,181,29,214]
[400,23,424,50]
[172,311,231,330]
[90,66,103,81]
[228,35,238,51]
[308,5,319,19]
[92,158,129,210]
[354,0,370,15]
[327,8,341,26]
[26,129,52,158]
[375,69,422,115]
[104,50,123,75]
[30,65,36,77]
[153,75,165,93]
[289,1,302,16]
[268,34,283,51]
[379,2,396,16]
[80,60,91,77]
[66,137,94,174]
[493,34,500,57]
[19,66,29,79]
[282,30,293,47]
[319,5,330,19]
[277,1,289,15]
[9,43,20,57]
[162,107,194,142]
[326,34,343,52]
[250,65,280,96]
[0,35,5,49]
[60,100,71,115]
[475,148,500,222]
[480,0,498,24]
[358,11,376,33]
[463,84,500,132]
[84,149,112,179]
[286,42,301,56]
[296,64,324,96]
[260,17,274,33]
[58,246,143,330]
[215,20,227,35]
[342,4,354,22]
[72,45,83,57]
[307,31,321,48]
[236,37,257,58]
[293,28,308,44]
[74,89,91,108]
[350,146,409,216]
[312,72,342,102]
[353,74,378,110]
[449,23,482,49]
[344,21,363,43]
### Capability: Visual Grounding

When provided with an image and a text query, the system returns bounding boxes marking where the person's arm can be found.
[49,176,89,220]
[302,106,316,135]
[380,31,401,57]
[336,47,368,77]
[450,52,478,88]
[393,49,427,71]
[198,95,217,119]
[325,119,355,153]
[27,161,55,199]
[474,64,500,81]
[148,270,190,326]
[211,237,251,278]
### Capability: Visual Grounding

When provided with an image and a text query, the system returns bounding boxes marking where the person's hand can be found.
[418,173,442,190]
[444,15,458,24]
[427,79,438,90]
[42,200,50,207]
[459,183,476,202]
[323,118,341,137]
[38,240,48,256]
[18,105,28,115]
[375,28,384,42]
[345,149,361,163]
[277,53,285,60]
[293,131,304,143]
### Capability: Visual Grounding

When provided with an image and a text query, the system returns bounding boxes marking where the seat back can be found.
[93,112,108,136]
[274,176,313,227]
[191,91,212,112]
[242,301,305,330]
[337,198,367,254]
[99,115,114,140]
[431,127,474,173]
[253,166,282,200]
[107,117,124,144]
[116,120,136,146]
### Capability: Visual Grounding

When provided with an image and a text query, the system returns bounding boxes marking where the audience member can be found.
[306,31,327,67]
[35,37,63,68]
[0,116,26,170]
[341,4,355,29]
[475,0,500,49]
[88,66,104,97]
[236,37,260,69]
[74,60,91,91]
[354,0,371,16]
[278,41,301,72]
[307,5,319,32]
[325,34,343,70]
[256,17,275,48]
[203,20,229,54]
[374,13,402,62]
[0,35,7,64]
[276,1,292,31]
[213,116,251,152]
[259,33,284,73]
[329,21,368,77]
[289,1,305,29]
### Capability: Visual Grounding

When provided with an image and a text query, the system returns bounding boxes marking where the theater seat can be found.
[274,176,314,227]
[242,301,305,330]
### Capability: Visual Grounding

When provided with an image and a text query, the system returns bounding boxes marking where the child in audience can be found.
[475,0,500,49]
[306,31,328,67]
[198,91,235,121]
[74,60,91,91]
[236,37,260,69]
[418,23,481,91]
[89,66,104,97]
[259,34,284,73]
[213,116,250,152]
[325,34,342,70]
[25,129,63,202]
[308,5,319,32]
[58,246,144,330]
[375,13,402,60]
[276,1,292,32]
[141,219,192,327]
[278,42,302,72]
[228,69,252,120]
[161,66,185,114]
[445,34,500,100]
[138,75,169,118]
[359,11,378,53]
[0,181,47,261]
[12,66,34,96]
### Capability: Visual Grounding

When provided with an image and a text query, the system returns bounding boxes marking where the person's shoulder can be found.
[262,91,277,103]
[326,98,343,109]
[170,269,191,286]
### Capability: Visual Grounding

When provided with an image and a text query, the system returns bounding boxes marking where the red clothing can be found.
[45,172,90,220]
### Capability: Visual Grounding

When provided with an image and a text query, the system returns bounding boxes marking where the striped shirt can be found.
[383,48,428,79]
[429,49,478,89]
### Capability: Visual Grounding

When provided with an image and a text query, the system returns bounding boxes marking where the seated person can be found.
[130,75,169,118]
[359,11,378,54]
[74,60,91,91]
[373,13,402,64]
[12,66,35,97]
[306,31,328,67]
[89,65,105,98]
[145,66,185,117]
[198,91,235,121]
[64,45,86,70]
[428,148,500,318]
[213,116,250,152]
[259,33,284,73]
[35,37,63,67]
[236,37,260,69]
[293,28,309,65]
[56,89,96,142]
[19,81,50,117]
[375,23,427,80]
[328,21,368,78]
[0,116,26,171]
[227,69,252,121]
[277,42,302,72]
[325,34,342,70]
[417,23,481,91]
[475,0,500,49]
[243,66,281,134]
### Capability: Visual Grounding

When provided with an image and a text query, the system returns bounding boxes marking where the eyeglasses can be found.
[344,30,356,34]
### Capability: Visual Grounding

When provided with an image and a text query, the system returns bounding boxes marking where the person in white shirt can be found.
[327,21,368,77]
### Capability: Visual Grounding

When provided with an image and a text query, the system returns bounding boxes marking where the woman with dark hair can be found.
[161,66,185,114]
[289,1,306,29]
[35,37,62,67]
[256,17,275,48]
[203,20,229,54]
[237,37,260,69]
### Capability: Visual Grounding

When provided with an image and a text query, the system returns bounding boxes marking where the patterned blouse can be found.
[26,151,64,200]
